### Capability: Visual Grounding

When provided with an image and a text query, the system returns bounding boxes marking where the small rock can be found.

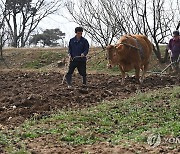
[12,105,16,109]
[57,60,65,67]
[0,107,5,111]
[105,90,113,95]
[8,117,12,121]
[0,124,5,130]
[78,88,88,94]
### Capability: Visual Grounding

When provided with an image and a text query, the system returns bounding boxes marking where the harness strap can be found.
[118,42,139,50]
[130,36,144,60]
[116,35,144,60]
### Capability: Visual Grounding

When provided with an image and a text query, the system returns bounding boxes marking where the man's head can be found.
[173,30,179,39]
[75,27,83,39]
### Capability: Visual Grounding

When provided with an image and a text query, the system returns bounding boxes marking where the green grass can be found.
[1,86,179,153]
[22,51,66,69]
[87,45,168,74]
[87,51,121,74]
[0,132,9,146]
[7,45,169,73]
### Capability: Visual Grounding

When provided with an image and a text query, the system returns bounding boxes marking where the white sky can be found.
[38,14,78,46]
[36,0,180,46]
[37,0,94,46]
[38,14,94,46]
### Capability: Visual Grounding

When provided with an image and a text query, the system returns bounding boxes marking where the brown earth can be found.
[26,138,180,154]
[0,48,179,153]
[0,70,179,128]
[0,70,180,154]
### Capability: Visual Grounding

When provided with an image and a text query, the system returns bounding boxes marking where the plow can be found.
[148,54,179,75]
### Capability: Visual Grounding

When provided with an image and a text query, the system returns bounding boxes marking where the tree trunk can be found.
[153,43,163,63]
[153,44,170,63]
[163,48,169,63]
[21,34,26,47]
[12,10,18,48]
[176,21,180,30]
[0,45,3,59]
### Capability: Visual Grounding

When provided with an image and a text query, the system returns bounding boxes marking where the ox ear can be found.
[116,44,123,49]
[106,45,114,50]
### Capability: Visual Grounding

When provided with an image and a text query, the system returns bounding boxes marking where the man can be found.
[65,27,89,88]
[168,30,180,73]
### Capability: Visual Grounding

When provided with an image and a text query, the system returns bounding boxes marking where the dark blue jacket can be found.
[68,36,89,61]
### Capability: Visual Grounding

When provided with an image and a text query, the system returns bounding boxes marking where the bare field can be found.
[0,47,179,154]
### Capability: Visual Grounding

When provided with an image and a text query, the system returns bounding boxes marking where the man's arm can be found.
[168,39,172,50]
[68,39,72,57]
[82,39,89,56]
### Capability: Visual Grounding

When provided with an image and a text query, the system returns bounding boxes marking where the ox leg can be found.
[140,64,148,83]
[135,66,140,83]
[119,66,126,85]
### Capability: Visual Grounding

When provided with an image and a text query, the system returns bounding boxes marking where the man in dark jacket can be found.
[168,30,180,73]
[65,27,89,87]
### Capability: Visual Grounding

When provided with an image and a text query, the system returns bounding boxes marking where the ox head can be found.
[106,44,124,68]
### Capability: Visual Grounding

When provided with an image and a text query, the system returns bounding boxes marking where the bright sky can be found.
[38,14,94,47]
[38,14,77,46]
[37,0,93,46]
[37,0,179,46]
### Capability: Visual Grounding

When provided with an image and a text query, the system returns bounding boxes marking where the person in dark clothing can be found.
[65,27,89,87]
[168,30,180,73]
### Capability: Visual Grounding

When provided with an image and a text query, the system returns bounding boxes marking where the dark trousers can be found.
[172,55,179,71]
[65,60,87,85]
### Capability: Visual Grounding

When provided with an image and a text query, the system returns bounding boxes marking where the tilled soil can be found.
[26,138,180,154]
[0,70,179,128]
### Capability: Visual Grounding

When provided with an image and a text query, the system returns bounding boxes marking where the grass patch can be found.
[87,51,120,74]
[0,132,9,146]
[22,51,66,69]
[3,46,170,73]
[1,86,180,153]
[87,45,168,74]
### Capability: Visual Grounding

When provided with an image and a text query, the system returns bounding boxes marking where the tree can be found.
[66,0,180,62]
[127,0,175,62]
[4,0,62,47]
[65,0,125,48]
[177,21,180,30]
[0,1,11,68]
[0,0,10,59]
[29,28,65,47]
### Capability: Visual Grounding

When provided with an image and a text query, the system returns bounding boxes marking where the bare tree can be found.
[103,0,177,62]
[0,0,10,59]
[175,0,180,30]
[65,0,127,48]
[4,0,62,47]
[0,0,11,68]
[128,0,176,62]
[66,0,180,62]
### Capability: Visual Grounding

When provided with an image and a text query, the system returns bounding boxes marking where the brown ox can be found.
[106,34,152,84]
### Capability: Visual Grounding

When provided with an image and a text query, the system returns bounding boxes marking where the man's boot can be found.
[65,74,72,87]
[82,76,87,85]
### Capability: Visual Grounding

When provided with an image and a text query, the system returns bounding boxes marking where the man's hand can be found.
[68,54,72,61]
[168,50,172,53]
[81,53,85,57]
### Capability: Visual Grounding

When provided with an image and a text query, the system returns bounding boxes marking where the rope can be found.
[117,42,140,50]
